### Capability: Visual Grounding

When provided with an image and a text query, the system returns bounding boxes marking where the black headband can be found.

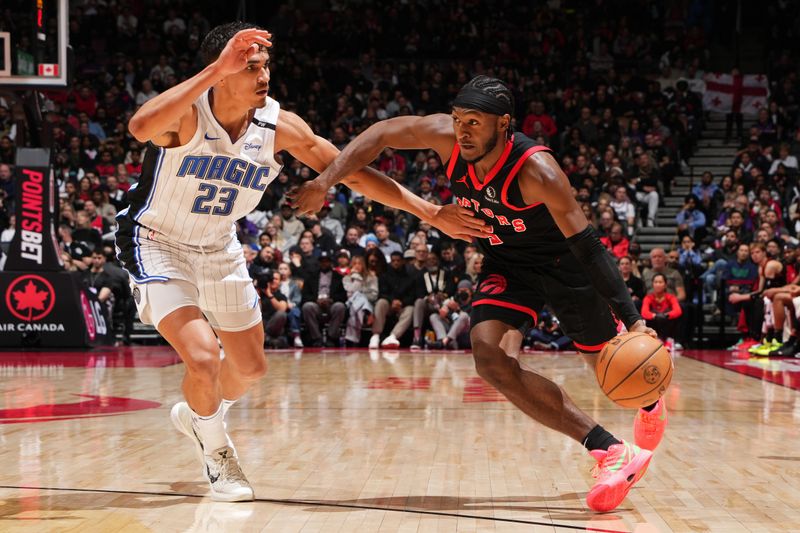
[452,86,512,116]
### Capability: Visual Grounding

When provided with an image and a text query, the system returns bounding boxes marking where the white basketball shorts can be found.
[120,229,261,332]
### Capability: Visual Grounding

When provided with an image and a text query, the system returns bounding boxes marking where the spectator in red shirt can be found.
[73,86,98,117]
[756,187,782,221]
[522,101,557,139]
[95,151,116,178]
[641,273,683,343]
[77,176,93,203]
[599,222,630,259]
[433,173,453,204]
[115,164,132,192]
[560,155,577,176]
[377,147,406,175]
[334,249,351,276]
[83,200,112,236]
[125,149,143,181]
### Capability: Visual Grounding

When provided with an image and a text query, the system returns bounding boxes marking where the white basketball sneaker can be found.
[368,334,380,349]
[170,402,253,502]
[381,334,400,348]
[202,446,254,502]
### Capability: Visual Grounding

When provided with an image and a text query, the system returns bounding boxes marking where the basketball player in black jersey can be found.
[293,76,668,512]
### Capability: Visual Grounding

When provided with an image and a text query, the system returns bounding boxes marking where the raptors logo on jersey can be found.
[445,132,570,266]
[477,274,507,295]
[116,90,283,283]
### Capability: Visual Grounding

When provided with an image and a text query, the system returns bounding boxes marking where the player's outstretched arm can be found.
[520,152,654,337]
[290,114,456,214]
[277,111,487,242]
[128,28,271,146]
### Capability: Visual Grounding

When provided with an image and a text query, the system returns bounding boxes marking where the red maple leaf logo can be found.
[12,281,50,321]
[4,274,56,321]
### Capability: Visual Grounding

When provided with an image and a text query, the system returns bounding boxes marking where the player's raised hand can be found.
[426,204,492,243]
[214,28,272,77]
[290,180,327,217]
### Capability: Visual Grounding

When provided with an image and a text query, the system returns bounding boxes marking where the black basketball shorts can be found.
[471,253,618,353]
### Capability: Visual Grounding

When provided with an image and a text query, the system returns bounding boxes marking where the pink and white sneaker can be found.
[586,440,652,512]
[663,338,674,356]
[634,397,668,451]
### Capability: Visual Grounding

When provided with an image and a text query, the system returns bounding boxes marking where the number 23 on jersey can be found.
[191,184,239,216]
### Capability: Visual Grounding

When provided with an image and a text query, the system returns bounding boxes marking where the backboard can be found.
[0,0,69,88]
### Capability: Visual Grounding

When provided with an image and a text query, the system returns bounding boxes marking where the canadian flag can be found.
[702,73,769,116]
[37,63,59,77]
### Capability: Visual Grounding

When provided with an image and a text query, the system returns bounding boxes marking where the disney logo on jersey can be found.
[484,186,499,204]
[243,142,262,151]
[176,155,271,191]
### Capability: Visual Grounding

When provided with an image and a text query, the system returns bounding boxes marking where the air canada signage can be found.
[0,269,110,347]
[0,149,112,348]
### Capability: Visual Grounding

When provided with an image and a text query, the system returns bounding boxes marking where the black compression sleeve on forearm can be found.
[566,225,643,328]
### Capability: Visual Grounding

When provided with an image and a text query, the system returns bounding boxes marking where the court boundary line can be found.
[0,484,628,532]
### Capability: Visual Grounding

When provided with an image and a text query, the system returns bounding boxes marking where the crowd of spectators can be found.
[612,89,800,356]
[671,110,800,356]
[6,0,796,352]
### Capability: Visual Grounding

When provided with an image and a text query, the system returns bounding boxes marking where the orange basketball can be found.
[595,332,673,408]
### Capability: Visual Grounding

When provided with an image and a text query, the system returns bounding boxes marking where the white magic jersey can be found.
[118,90,282,250]
[116,90,282,310]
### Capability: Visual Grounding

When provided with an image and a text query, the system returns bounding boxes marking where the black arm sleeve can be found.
[566,225,643,328]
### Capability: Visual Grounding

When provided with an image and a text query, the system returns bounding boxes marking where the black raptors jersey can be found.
[445,133,569,266]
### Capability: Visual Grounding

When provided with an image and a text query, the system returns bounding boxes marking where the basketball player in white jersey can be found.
[118,22,487,501]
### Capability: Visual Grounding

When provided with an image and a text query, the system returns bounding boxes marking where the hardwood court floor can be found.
[0,346,799,532]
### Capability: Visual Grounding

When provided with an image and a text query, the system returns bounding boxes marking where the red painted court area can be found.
[0,346,182,368]
[366,375,508,402]
[0,395,162,424]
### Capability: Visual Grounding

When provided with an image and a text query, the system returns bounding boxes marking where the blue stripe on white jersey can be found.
[134,146,164,221]
[131,225,168,282]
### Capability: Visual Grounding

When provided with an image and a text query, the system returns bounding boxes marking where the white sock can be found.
[221,398,237,418]
[191,403,229,455]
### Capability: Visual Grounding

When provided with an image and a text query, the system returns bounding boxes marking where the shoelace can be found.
[218,455,248,484]
[590,446,626,479]
[638,409,660,432]
[590,461,604,479]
